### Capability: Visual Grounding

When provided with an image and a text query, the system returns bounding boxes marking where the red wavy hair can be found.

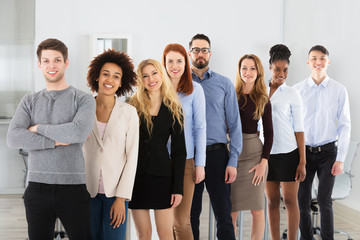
[162,43,193,95]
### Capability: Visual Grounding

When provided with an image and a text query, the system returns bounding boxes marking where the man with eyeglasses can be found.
[188,33,242,240]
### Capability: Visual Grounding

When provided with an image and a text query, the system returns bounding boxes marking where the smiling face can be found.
[240,58,258,84]
[38,49,68,85]
[165,51,185,82]
[97,62,122,96]
[141,64,162,93]
[307,50,330,75]
[270,60,289,86]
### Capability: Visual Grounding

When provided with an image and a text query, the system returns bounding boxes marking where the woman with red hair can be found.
[162,43,207,240]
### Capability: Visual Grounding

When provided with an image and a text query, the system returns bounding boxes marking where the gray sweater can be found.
[7,86,96,184]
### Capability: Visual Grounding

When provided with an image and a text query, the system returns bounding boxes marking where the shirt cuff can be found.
[43,138,55,149]
[227,157,238,168]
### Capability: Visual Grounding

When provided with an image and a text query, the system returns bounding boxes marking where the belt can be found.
[306,141,337,153]
[206,143,225,151]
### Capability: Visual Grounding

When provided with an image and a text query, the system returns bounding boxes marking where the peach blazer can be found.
[83,99,139,200]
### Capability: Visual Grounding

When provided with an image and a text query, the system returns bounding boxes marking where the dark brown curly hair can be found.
[87,49,137,97]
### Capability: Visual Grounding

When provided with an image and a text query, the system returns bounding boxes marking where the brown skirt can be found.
[231,133,268,211]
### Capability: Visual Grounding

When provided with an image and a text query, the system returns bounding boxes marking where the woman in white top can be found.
[265,44,306,240]
[83,49,139,240]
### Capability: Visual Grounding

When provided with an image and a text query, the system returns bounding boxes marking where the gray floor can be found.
[1,193,359,240]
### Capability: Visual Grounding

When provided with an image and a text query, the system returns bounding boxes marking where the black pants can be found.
[24,182,92,240]
[190,144,235,240]
[298,147,337,240]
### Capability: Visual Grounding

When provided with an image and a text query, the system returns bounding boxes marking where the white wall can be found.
[0,0,34,40]
[0,0,35,194]
[34,0,359,212]
[34,0,283,91]
[283,0,360,211]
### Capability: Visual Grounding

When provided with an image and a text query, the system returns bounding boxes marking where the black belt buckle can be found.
[307,141,336,153]
[309,146,321,153]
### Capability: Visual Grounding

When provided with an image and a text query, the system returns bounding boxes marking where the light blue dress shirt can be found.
[192,69,242,168]
[268,82,304,154]
[293,76,351,162]
[178,81,207,166]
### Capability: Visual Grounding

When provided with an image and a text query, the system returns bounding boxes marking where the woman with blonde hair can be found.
[128,59,186,240]
[230,54,273,240]
[162,43,206,240]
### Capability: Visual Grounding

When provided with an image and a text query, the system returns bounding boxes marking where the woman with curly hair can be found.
[162,43,206,240]
[83,49,139,240]
[265,44,305,240]
[230,54,273,240]
[128,59,186,240]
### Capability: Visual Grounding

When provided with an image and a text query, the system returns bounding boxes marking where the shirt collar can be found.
[307,75,330,88]
[278,82,287,91]
[191,68,212,80]
[267,80,287,91]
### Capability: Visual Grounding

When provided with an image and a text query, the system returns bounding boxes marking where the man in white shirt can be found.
[294,45,351,240]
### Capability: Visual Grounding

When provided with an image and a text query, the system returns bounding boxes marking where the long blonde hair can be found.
[129,59,183,135]
[235,54,268,120]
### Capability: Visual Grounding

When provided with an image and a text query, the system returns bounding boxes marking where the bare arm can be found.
[294,132,306,182]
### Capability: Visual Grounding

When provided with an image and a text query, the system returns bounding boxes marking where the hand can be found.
[170,194,183,208]
[28,125,39,133]
[295,162,306,182]
[55,141,70,146]
[331,161,344,176]
[249,158,267,186]
[110,197,126,228]
[194,166,205,184]
[225,166,237,183]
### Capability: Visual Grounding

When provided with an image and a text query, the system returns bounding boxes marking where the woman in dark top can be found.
[230,54,273,240]
[128,59,186,239]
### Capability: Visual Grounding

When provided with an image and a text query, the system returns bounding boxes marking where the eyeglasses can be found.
[190,47,211,54]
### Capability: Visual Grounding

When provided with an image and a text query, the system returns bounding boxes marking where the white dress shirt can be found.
[268,82,304,154]
[293,76,351,162]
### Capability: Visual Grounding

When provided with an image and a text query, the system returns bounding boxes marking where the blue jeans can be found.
[298,147,337,240]
[190,144,235,240]
[90,194,128,240]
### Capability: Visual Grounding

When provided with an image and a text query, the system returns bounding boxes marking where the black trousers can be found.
[190,144,235,240]
[298,147,337,240]
[24,182,92,240]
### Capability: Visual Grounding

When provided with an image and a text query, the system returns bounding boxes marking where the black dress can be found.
[129,103,186,209]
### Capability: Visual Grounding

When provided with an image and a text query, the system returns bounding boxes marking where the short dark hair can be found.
[308,45,329,56]
[269,44,291,65]
[36,38,68,62]
[189,34,211,49]
[87,49,137,97]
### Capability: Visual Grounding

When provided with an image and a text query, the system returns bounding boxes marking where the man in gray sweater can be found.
[7,38,96,239]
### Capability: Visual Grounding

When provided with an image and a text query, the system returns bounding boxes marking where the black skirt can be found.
[129,174,172,210]
[267,148,300,182]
